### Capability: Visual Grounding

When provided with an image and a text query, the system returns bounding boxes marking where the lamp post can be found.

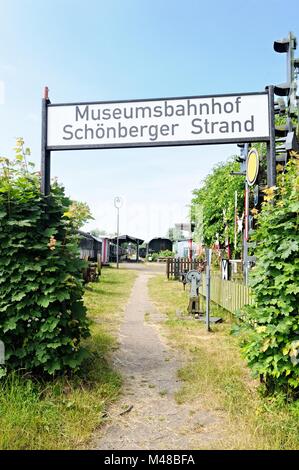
[114,196,123,269]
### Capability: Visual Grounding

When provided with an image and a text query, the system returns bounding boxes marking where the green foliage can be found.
[191,159,244,255]
[235,159,299,393]
[157,249,174,258]
[0,143,90,376]
[166,227,186,242]
[149,250,174,261]
[64,200,94,230]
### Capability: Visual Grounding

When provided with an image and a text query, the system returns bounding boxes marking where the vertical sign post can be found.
[234,190,238,252]
[116,207,119,268]
[243,180,250,285]
[114,197,123,269]
[205,248,212,332]
[41,87,51,196]
[189,224,193,261]
[266,85,276,188]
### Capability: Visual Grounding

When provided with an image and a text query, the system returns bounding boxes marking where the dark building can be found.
[110,234,144,262]
[78,231,102,261]
[148,237,173,254]
[138,247,147,258]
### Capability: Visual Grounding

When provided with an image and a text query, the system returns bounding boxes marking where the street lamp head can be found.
[114,196,123,209]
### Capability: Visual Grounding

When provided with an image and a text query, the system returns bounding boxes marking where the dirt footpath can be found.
[92,268,223,450]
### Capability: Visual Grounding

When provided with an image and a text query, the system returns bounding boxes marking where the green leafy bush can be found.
[157,250,174,258]
[0,142,90,376]
[148,250,174,261]
[236,159,299,393]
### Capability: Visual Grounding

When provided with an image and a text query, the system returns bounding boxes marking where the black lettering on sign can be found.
[63,125,73,140]
[76,105,89,121]
[191,118,202,134]
[245,115,254,131]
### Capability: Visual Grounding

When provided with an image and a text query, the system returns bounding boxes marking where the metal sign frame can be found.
[41,87,275,196]
[46,91,270,151]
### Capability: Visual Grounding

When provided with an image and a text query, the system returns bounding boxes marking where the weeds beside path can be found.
[148,274,299,450]
[0,267,136,450]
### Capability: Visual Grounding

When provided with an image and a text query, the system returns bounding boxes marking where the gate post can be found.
[41,86,51,196]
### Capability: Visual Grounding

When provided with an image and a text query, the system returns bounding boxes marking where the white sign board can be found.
[47,93,270,150]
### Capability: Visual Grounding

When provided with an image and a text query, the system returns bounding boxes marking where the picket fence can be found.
[199,273,253,314]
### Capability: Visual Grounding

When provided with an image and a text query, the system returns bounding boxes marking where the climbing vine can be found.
[235,158,299,393]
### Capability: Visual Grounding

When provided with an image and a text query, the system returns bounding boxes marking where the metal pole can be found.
[41,86,51,196]
[243,181,250,285]
[205,248,211,332]
[116,207,119,269]
[266,85,276,188]
[234,190,237,252]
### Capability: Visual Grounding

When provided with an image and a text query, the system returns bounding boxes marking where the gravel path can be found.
[92,268,223,450]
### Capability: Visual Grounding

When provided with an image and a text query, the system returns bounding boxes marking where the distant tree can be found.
[64,201,94,230]
[167,226,186,241]
[167,227,175,241]
[90,228,107,237]
[191,158,244,256]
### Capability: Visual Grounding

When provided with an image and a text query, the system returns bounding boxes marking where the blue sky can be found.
[0,0,298,240]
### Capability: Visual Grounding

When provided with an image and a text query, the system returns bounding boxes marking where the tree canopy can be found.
[191,158,244,256]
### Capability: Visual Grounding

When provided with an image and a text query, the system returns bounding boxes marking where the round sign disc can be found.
[186,270,201,283]
[246,148,259,186]
[114,196,123,208]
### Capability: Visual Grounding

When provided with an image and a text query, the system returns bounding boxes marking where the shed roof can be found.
[110,234,144,245]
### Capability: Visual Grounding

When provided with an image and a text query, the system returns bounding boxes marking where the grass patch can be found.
[0,267,137,450]
[148,274,299,450]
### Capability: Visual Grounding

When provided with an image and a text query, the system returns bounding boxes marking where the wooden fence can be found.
[166,257,199,279]
[199,273,253,314]
[166,258,253,314]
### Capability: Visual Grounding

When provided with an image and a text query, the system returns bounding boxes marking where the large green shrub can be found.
[0,143,90,376]
[236,159,299,393]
